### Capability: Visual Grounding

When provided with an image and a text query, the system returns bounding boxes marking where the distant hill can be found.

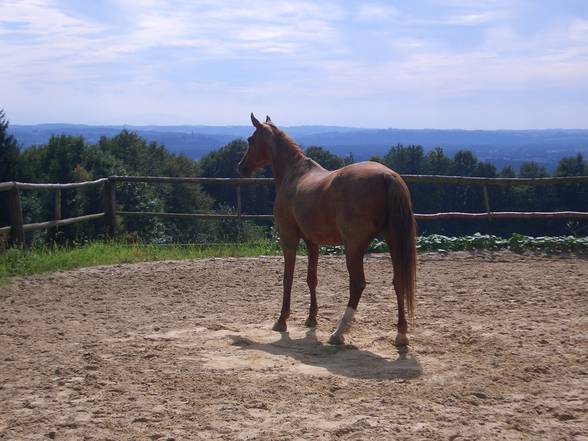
[9,124,588,171]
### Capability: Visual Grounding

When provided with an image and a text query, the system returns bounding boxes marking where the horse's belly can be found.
[293,174,388,245]
[299,220,343,245]
[294,205,344,245]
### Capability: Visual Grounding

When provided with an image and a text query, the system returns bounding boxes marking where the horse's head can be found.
[237,113,275,177]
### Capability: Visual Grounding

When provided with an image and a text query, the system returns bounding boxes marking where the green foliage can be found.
[199,139,247,178]
[520,161,548,178]
[0,110,23,229]
[305,146,344,170]
[199,139,248,209]
[452,150,479,176]
[499,165,516,178]
[417,233,588,253]
[1,107,587,244]
[554,153,588,215]
[318,233,588,255]
[424,147,452,175]
[378,144,587,237]
[384,144,424,174]
[0,109,21,182]
[556,153,586,177]
[3,234,586,284]
[0,240,282,283]
[3,119,217,244]
[198,139,274,231]
[342,152,355,166]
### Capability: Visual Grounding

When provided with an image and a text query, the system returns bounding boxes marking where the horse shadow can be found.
[228,329,422,380]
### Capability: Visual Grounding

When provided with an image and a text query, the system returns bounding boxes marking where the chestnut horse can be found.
[238,114,417,348]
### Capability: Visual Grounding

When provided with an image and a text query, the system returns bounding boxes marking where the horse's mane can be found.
[268,123,305,158]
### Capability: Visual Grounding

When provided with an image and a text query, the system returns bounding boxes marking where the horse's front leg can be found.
[272,245,296,332]
[304,240,319,328]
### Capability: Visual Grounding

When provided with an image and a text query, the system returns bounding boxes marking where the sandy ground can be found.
[0,252,587,441]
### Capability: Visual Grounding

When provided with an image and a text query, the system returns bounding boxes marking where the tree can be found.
[41,135,86,183]
[98,130,168,176]
[554,154,587,214]
[452,150,478,176]
[199,139,274,217]
[0,110,23,231]
[499,165,516,178]
[13,131,217,243]
[343,152,355,166]
[97,131,214,242]
[304,146,344,170]
[417,148,453,217]
[0,109,21,182]
[383,144,425,174]
[475,162,497,178]
[519,162,548,178]
[555,153,586,177]
[424,147,452,175]
[200,139,248,179]
[382,145,430,223]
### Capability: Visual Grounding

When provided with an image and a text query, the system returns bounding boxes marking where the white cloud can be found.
[1,0,587,128]
[0,0,344,77]
[568,18,588,43]
[445,13,498,26]
[356,4,400,21]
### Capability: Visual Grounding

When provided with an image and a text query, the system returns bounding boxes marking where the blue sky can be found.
[1,0,587,128]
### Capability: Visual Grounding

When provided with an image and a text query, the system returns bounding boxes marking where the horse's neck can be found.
[271,140,313,187]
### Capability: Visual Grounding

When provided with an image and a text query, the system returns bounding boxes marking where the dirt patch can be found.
[1,252,587,440]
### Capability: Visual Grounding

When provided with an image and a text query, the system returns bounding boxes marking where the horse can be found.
[238,113,417,349]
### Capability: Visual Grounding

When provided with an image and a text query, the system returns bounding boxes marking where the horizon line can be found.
[9,122,588,132]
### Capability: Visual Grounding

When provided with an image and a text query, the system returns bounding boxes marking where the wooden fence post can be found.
[54,189,62,221]
[103,180,116,237]
[483,185,492,220]
[8,186,24,246]
[53,189,62,237]
[236,185,242,218]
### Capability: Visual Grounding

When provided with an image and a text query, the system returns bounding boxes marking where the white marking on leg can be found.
[329,307,355,344]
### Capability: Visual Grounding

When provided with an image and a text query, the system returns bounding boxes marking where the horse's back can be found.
[332,161,400,186]
[291,161,400,245]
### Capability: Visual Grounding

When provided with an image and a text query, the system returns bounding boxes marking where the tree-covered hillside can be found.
[10,123,588,171]
[1,110,587,244]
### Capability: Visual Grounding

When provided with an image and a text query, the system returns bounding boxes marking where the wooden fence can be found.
[1,174,588,246]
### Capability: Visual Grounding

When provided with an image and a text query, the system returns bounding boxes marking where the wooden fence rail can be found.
[1,174,588,246]
[401,174,588,186]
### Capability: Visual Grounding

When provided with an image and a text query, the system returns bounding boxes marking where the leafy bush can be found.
[416,233,588,254]
[315,233,588,255]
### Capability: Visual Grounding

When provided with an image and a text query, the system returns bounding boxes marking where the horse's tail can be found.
[386,174,417,324]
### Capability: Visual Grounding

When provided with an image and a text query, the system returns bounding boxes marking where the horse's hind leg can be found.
[304,240,319,328]
[328,243,367,345]
[386,235,409,348]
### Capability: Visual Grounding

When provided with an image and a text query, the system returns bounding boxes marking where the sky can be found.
[1,0,587,129]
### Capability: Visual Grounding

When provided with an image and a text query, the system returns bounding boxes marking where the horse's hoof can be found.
[272,321,287,332]
[304,317,317,328]
[328,333,345,345]
[394,333,409,348]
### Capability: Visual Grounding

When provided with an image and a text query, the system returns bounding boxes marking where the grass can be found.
[0,241,282,285]
[1,234,587,285]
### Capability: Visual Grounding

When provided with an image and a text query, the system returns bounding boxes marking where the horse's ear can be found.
[251,113,261,128]
[265,115,272,123]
